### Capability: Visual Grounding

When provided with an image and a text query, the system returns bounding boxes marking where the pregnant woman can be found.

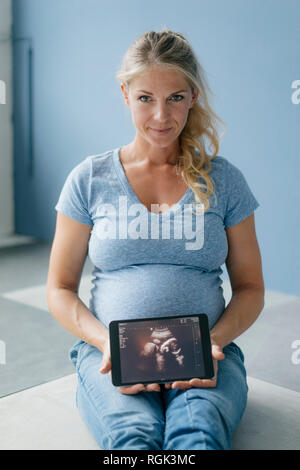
[47,28,265,450]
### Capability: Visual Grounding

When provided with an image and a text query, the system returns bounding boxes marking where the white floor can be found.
[0,372,299,450]
[0,373,99,450]
[0,234,37,249]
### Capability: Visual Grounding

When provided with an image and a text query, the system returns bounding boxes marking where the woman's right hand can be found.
[99,331,161,394]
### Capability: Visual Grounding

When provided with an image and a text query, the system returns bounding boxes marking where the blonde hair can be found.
[115,27,226,212]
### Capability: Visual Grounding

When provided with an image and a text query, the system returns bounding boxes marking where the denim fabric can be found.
[69,340,248,450]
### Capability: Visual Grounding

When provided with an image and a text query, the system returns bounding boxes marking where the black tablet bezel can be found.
[109,313,214,387]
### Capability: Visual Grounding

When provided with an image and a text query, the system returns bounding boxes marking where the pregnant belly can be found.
[89,264,225,330]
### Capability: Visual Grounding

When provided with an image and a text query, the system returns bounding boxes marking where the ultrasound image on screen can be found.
[118,316,205,383]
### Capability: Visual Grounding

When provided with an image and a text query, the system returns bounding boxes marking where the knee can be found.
[185,394,233,450]
[76,375,164,450]
[104,415,164,450]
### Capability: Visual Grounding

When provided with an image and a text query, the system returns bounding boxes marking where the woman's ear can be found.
[120,83,130,107]
[190,87,199,108]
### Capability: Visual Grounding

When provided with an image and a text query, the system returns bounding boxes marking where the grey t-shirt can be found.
[55,147,259,330]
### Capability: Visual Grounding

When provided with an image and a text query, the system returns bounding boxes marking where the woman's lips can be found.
[150,128,172,134]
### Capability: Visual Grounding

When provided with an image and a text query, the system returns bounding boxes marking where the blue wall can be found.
[12,0,300,295]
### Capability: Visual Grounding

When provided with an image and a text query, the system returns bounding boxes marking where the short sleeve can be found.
[224,160,259,228]
[55,157,93,226]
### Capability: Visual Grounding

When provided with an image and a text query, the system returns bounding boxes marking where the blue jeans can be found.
[69,339,248,450]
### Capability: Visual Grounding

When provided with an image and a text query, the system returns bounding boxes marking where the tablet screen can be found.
[116,315,208,384]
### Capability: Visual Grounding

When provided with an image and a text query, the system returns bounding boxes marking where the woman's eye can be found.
[171,95,184,102]
[138,95,184,103]
[138,95,150,102]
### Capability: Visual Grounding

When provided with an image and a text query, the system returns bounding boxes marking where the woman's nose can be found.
[154,103,169,121]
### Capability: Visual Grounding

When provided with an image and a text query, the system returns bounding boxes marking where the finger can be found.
[211,344,225,360]
[189,378,204,387]
[119,384,145,395]
[213,361,218,378]
[99,360,111,373]
[188,378,213,387]
[213,352,225,360]
[200,379,216,387]
[99,367,111,374]
[145,383,161,392]
[171,381,192,390]
[190,378,217,388]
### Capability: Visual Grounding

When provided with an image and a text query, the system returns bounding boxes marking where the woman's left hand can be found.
[164,343,225,390]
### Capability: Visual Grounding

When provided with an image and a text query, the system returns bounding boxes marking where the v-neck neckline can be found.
[113,147,193,217]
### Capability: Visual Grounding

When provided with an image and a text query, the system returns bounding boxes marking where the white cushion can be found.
[0,374,299,450]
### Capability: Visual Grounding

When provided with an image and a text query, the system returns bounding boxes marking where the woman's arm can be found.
[46,212,108,352]
[210,213,265,349]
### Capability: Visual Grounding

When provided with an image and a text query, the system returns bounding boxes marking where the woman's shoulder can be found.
[194,148,228,174]
[206,155,229,184]
[200,155,245,206]
[84,147,115,168]
[209,155,245,182]
[69,147,116,178]
[209,155,227,170]
[87,147,115,162]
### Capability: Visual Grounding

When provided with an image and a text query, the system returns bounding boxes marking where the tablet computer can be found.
[109,313,214,387]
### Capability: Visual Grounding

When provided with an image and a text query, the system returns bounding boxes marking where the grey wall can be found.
[0,0,14,238]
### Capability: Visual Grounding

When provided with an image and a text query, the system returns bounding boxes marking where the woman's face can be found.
[121,65,198,149]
